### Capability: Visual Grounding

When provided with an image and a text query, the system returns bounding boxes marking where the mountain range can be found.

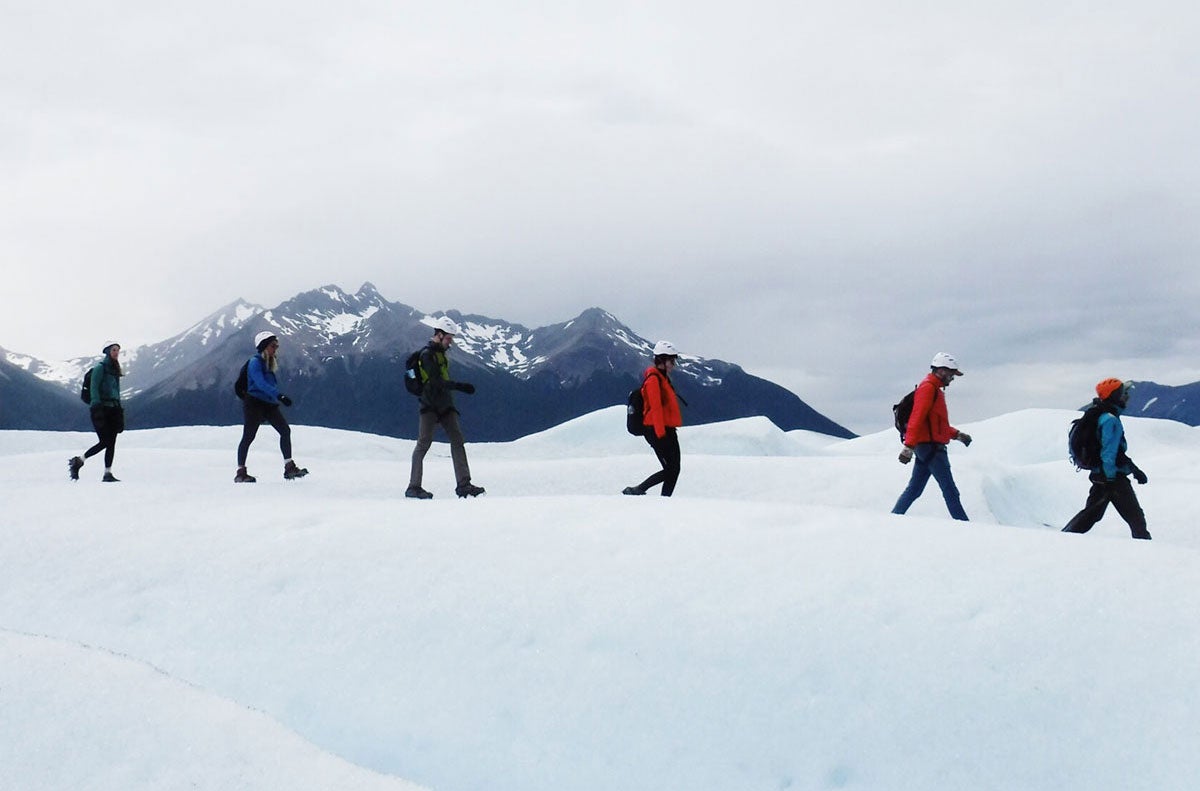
[1119,380,1200,425]
[1,283,855,441]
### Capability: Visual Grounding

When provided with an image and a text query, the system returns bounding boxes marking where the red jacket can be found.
[641,366,682,438]
[904,373,958,446]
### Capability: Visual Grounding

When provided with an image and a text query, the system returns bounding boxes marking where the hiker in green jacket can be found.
[406,316,484,499]
[68,342,125,482]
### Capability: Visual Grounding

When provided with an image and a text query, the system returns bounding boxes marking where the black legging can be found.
[637,427,681,496]
[1063,476,1150,539]
[237,398,291,467]
[85,405,123,468]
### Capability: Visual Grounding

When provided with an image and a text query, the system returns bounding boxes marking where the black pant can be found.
[1063,475,1150,539]
[637,427,681,497]
[85,405,124,468]
[237,398,291,467]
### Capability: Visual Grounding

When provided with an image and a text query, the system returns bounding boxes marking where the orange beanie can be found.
[1095,378,1125,401]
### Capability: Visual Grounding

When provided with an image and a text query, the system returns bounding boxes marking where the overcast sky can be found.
[4,1,1198,433]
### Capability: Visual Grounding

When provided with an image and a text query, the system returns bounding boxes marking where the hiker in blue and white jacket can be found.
[1063,378,1151,540]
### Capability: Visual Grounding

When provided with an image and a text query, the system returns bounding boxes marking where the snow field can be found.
[2,406,1199,791]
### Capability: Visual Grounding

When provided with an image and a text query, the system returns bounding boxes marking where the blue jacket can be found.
[1096,408,1133,481]
[245,354,280,405]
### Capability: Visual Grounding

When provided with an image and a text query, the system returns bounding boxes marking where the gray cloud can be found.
[4,1,1198,433]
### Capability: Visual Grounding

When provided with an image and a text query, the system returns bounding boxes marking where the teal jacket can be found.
[1096,408,1132,481]
[89,358,122,407]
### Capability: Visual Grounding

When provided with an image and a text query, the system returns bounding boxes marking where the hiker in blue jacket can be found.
[1063,378,1151,540]
[235,331,308,482]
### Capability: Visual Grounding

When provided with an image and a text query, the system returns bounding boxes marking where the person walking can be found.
[68,342,125,482]
[235,331,307,482]
[891,352,973,520]
[1063,378,1151,540]
[405,316,483,499]
[623,341,684,497]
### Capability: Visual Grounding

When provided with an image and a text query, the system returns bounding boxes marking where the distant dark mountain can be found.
[5,283,855,441]
[0,354,90,431]
[1122,380,1200,425]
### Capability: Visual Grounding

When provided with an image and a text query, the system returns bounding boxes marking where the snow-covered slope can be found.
[2,409,1198,791]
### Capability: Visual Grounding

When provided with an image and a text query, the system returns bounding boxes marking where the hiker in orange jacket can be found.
[892,352,972,520]
[623,341,684,497]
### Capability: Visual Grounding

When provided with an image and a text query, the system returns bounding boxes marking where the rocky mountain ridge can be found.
[3,283,852,440]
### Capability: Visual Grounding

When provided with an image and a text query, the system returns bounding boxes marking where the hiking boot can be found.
[405,486,434,500]
[283,461,308,480]
[235,467,257,483]
[455,483,485,498]
[622,486,646,496]
[102,472,120,482]
[68,456,84,481]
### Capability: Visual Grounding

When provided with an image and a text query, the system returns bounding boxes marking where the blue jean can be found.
[892,443,968,521]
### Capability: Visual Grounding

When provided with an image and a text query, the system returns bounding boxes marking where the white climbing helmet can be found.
[930,352,963,374]
[431,316,461,336]
[254,330,278,350]
[653,340,679,357]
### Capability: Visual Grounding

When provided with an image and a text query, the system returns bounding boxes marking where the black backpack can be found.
[626,384,645,435]
[892,385,938,443]
[403,350,424,396]
[80,368,93,404]
[1068,404,1108,470]
[626,371,659,436]
[233,360,250,399]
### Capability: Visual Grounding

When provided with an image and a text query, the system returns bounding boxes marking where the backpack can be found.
[626,384,645,435]
[80,368,93,404]
[626,370,659,436]
[1068,405,1107,470]
[892,384,938,443]
[233,360,250,399]
[403,350,424,396]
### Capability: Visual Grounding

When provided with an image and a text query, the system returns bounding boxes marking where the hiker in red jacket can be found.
[623,341,684,497]
[892,352,973,520]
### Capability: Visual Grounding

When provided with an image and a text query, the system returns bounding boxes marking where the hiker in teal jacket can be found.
[68,342,125,482]
[1063,378,1151,540]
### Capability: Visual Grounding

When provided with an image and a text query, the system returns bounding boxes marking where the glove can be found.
[278,395,293,407]
[1132,466,1148,485]
[956,432,972,447]
[457,382,476,395]
[898,447,913,465]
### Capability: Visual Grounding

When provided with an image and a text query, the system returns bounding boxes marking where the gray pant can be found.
[409,410,471,488]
